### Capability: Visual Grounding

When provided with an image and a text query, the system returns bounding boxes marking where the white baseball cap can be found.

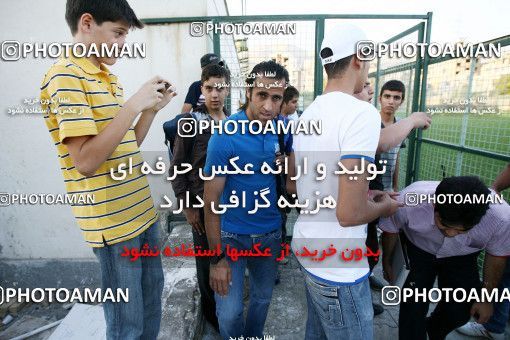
[320,23,368,65]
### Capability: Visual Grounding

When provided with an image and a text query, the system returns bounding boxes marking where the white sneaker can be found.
[456,322,505,340]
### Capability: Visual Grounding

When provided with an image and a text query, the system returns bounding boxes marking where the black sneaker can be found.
[369,275,385,291]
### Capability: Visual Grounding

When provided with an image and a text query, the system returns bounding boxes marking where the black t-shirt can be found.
[184,80,204,109]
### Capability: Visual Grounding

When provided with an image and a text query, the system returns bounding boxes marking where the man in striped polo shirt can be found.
[40,1,176,339]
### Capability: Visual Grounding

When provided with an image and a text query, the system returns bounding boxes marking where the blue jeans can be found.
[215,229,281,340]
[93,222,164,340]
[303,270,373,340]
[484,259,510,334]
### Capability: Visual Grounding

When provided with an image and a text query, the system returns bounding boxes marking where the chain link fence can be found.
[371,36,510,200]
[146,16,508,200]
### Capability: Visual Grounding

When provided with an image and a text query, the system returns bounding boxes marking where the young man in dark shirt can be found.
[170,64,230,332]
[378,80,407,192]
[280,85,300,121]
[354,81,432,315]
[181,53,225,113]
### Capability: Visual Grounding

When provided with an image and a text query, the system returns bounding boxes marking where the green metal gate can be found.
[144,14,509,198]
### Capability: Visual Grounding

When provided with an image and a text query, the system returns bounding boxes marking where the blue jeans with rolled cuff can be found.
[214,228,282,340]
[93,222,164,340]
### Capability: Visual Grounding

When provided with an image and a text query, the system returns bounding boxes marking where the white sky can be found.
[226,0,509,44]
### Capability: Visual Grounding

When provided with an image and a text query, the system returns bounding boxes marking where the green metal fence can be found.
[369,33,510,200]
[144,14,509,198]
[144,13,431,113]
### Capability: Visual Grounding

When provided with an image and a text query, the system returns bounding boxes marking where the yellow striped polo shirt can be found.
[40,55,157,247]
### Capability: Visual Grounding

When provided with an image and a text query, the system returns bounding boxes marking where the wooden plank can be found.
[0,300,16,318]
[48,303,106,340]
[8,301,29,316]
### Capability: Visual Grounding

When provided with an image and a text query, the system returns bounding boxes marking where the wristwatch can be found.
[210,252,225,265]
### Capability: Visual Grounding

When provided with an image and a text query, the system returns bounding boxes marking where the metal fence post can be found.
[405,22,426,185]
[314,18,325,98]
[212,20,220,56]
[455,57,477,175]
[373,57,381,109]
[412,12,433,182]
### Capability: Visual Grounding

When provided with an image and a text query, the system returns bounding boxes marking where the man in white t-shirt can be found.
[291,23,401,339]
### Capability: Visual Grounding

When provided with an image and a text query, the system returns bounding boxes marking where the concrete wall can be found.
[0,0,231,260]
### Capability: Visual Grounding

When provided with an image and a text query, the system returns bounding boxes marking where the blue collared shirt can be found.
[204,110,293,234]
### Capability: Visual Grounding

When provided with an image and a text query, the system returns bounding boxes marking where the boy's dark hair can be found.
[201,64,230,84]
[240,60,289,110]
[66,0,143,35]
[320,48,354,78]
[380,80,406,101]
[282,86,299,104]
[434,176,491,229]
[245,60,289,92]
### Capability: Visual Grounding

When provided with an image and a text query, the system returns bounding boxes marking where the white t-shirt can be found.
[291,91,381,283]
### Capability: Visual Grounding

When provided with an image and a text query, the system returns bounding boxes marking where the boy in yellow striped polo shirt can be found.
[40,1,176,338]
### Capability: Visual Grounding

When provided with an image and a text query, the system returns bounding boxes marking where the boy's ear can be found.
[79,13,95,34]
[352,55,363,70]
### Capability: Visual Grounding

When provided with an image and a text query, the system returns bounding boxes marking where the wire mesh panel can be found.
[206,15,509,197]
[216,28,243,115]
[370,32,510,195]
[464,46,510,155]
[418,143,459,180]
[422,47,510,152]
[421,58,472,145]
[417,42,510,200]
[216,21,316,114]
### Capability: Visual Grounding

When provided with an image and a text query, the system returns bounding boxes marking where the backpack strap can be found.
[180,112,197,164]
[275,116,287,155]
[274,117,291,215]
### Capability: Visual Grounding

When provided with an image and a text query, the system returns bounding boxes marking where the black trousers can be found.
[399,241,481,340]
[191,209,219,330]
[366,219,380,271]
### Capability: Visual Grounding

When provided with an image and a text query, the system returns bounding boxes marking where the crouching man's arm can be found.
[472,218,510,323]
[379,208,408,284]
[381,232,399,284]
[471,254,507,323]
